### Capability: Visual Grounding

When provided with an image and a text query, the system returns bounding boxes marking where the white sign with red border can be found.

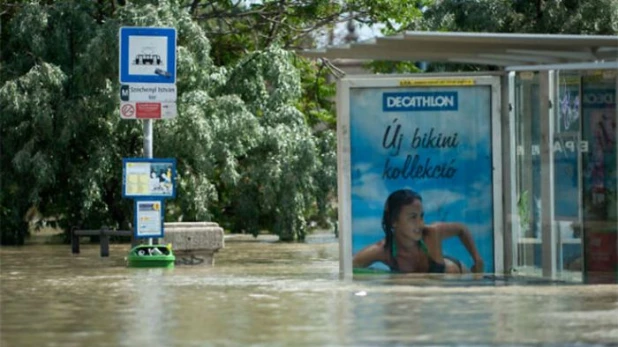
[120,102,177,119]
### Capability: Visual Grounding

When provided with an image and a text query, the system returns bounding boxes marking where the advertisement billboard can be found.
[337,76,503,277]
[581,73,617,283]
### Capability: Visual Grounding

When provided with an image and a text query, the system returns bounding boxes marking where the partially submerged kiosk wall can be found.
[509,68,617,283]
[337,75,503,278]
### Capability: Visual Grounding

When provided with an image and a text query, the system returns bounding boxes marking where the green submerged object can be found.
[127,244,175,268]
[353,267,391,275]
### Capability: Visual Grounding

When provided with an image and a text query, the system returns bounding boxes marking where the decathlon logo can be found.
[383,92,458,112]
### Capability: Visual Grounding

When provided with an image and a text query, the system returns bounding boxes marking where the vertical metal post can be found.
[71,227,80,254]
[144,119,153,246]
[493,75,505,275]
[505,71,517,273]
[577,74,585,276]
[336,79,353,280]
[615,74,618,272]
[100,227,110,257]
[521,74,534,267]
[540,70,557,278]
[555,72,564,273]
[556,72,564,274]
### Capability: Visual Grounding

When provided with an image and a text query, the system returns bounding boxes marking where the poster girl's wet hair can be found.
[382,189,423,252]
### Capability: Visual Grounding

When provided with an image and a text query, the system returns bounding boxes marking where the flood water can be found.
[1,233,617,346]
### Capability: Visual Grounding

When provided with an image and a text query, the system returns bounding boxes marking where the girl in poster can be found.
[349,85,495,274]
[353,189,485,274]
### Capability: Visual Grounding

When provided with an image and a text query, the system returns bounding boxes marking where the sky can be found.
[314,22,385,47]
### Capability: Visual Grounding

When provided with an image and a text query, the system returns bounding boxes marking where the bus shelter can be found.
[300,31,618,283]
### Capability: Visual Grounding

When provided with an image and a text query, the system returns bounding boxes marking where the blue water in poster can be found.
[349,86,495,272]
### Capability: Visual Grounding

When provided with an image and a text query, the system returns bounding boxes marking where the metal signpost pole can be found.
[143,119,153,246]
[120,26,177,251]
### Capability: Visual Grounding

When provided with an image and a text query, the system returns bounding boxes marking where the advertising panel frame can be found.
[580,70,618,283]
[134,198,165,239]
[122,158,177,199]
[336,75,504,279]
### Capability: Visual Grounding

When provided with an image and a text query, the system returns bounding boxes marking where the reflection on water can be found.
[1,233,617,346]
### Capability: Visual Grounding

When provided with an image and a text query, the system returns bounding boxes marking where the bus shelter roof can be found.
[299,31,618,67]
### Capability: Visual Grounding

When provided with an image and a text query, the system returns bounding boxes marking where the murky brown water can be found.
[1,233,617,346]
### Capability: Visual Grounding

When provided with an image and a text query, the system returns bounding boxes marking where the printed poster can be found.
[135,200,164,238]
[349,85,495,273]
[581,77,617,282]
[123,158,176,198]
[582,83,617,219]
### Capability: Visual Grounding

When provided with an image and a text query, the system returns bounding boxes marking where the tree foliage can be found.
[359,0,618,74]
[187,0,429,53]
[416,0,618,35]
[0,0,337,244]
[186,0,429,126]
[400,0,618,72]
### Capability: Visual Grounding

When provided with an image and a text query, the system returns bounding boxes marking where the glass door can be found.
[513,71,543,275]
[553,71,583,281]
[511,68,617,282]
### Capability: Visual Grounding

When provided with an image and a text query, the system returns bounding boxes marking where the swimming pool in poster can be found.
[348,84,496,273]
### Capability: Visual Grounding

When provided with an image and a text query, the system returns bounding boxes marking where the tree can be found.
[186,0,430,53]
[415,0,618,35]
[406,0,618,72]
[184,0,431,126]
[347,0,618,74]
[0,0,337,244]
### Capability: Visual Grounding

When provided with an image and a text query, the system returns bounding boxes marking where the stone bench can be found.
[163,222,225,266]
